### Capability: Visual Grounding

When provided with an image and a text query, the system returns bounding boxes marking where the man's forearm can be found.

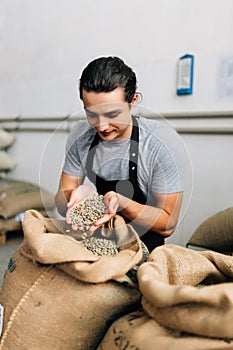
[118,194,177,237]
[55,190,72,217]
[55,173,84,217]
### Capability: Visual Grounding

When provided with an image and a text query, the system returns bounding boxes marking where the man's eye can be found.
[105,112,119,118]
[86,112,98,119]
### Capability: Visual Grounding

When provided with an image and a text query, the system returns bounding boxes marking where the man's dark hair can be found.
[79,56,137,103]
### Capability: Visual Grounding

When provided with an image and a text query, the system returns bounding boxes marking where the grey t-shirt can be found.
[62,116,187,204]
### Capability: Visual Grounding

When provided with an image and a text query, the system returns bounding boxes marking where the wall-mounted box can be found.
[177,54,194,95]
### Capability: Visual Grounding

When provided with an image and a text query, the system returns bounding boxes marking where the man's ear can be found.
[131,93,139,107]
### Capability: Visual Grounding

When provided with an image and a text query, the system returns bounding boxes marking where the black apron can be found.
[86,115,164,252]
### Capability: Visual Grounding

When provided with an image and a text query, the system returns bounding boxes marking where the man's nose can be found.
[96,116,109,131]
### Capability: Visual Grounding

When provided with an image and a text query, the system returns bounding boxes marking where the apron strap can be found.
[129,115,139,183]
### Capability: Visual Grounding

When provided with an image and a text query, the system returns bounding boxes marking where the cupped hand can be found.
[88,191,120,234]
[66,185,97,230]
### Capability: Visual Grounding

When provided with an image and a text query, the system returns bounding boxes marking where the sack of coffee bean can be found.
[97,309,233,350]
[0,209,148,350]
[137,244,233,340]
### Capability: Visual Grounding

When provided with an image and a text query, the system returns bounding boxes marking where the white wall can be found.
[167,132,233,246]
[1,0,233,115]
[1,0,233,246]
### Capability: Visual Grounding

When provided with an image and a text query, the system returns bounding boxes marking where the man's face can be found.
[82,87,134,141]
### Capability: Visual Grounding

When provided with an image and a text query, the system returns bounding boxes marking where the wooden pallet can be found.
[0,234,6,246]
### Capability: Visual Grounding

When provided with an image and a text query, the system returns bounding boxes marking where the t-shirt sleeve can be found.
[62,121,91,177]
[62,141,85,177]
[150,127,188,194]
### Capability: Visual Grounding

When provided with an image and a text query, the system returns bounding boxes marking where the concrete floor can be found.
[0,233,23,288]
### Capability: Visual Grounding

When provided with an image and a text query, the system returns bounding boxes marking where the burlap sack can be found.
[137,244,233,339]
[0,218,21,235]
[187,207,233,252]
[0,179,55,219]
[0,210,147,350]
[97,309,233,350]
[0,151,16,171]
[0,209,54,239]
[0,129,15,148]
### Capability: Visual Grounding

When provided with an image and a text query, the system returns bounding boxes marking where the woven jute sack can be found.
[187,207,233,252]
[0,179,55,219]
[97,309,233,350]
[137,244,233,340]
[0,210,147,350]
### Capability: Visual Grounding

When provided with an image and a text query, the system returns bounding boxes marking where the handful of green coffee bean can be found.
[70,192,107,231]
[70,193,119,256]
[82,236,119,256]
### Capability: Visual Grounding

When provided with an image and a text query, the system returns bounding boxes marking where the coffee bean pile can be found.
[82,236,119,256]
[70,193,106,231]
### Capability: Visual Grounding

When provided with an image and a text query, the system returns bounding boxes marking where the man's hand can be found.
[88,191,120,234]
[66,185,97,230]
[66,188,121,234]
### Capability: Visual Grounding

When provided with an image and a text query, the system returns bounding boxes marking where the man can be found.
[55,56,186,252]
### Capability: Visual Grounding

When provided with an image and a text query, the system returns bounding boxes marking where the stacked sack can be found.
[0,128,55,244]
[0,128,16,178]
[98,244,233,350]
[0,210,149,350]
[3,203,233,349]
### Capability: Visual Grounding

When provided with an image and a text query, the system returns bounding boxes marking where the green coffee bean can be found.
[83,237,118,256]
[70,193,106,231]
